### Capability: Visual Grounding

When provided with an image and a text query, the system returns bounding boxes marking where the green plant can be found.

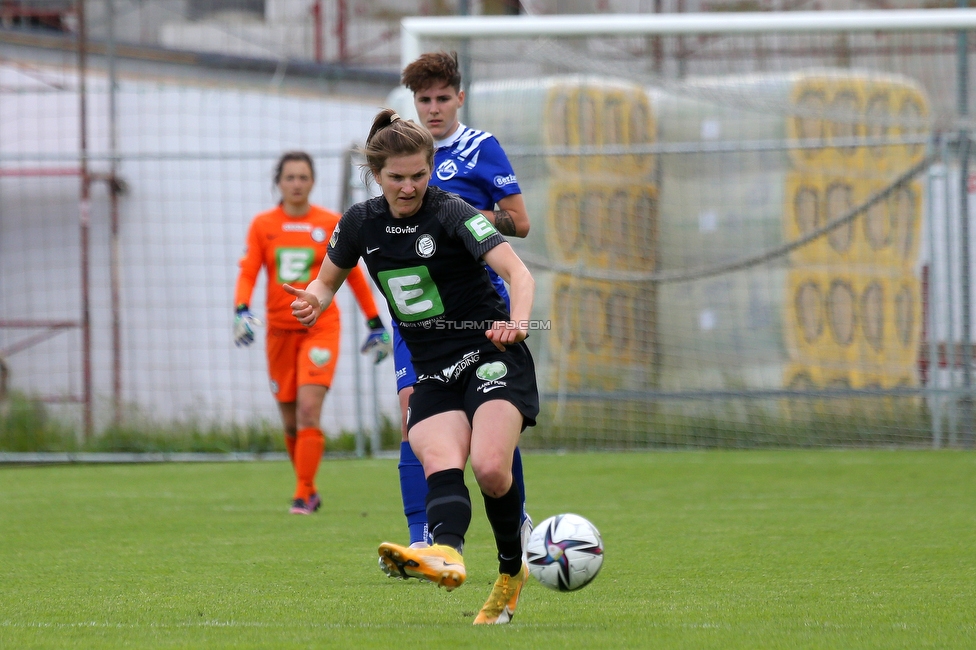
[0,392,78,452]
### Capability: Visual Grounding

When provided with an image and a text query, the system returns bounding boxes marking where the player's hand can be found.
[233,306,262,347]
[283,284,321,328]
[361,317,392,364]
[486,320,527,351]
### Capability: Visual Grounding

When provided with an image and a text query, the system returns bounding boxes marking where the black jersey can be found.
[328,186,510,373]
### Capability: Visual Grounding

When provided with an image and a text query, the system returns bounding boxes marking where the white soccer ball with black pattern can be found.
[525,513,604,591]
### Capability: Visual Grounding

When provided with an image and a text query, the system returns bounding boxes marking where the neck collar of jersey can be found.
[434,122,466,150]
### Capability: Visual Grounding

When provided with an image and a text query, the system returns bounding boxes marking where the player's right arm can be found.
[284,255,351,328]
[481,242,535,351]
[475,136,530,238]
[233,220,265,308]
[232,220,265,346]
[484,192,529,238]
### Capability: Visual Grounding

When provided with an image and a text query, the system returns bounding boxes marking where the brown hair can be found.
[401,51,461,94]
[363,108,434,178]
[274,151,315,185]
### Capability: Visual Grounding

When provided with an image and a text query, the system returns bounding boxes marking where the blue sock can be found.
[512,446,528,524]
[398,441,429,545]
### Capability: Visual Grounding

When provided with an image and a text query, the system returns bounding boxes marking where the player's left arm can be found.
[481,242,535,350]
[482,192,529,238]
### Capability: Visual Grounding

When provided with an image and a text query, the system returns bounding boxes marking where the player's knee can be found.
[297,426,323,442]
[470,459,512,498]
[295,405,323,429]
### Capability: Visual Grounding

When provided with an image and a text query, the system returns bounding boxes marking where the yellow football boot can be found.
[377,542,466,591]
[473,563,528,625]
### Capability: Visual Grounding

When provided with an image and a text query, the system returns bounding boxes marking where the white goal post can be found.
[402,10,976,67]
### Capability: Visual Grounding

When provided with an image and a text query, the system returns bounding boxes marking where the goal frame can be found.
[397,8,976,448]
[402,9,976,68]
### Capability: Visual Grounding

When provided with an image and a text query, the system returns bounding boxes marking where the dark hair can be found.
[274,151,315,185]
[401,51,461,93]
[363,108,434,178]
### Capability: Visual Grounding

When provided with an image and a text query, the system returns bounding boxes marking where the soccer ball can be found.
[525,513,604,591]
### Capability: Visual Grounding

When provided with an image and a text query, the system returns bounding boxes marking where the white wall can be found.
[0,62,399,436]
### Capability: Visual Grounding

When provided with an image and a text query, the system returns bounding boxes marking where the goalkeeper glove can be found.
[361,317,392,364]
[233,304,262,347]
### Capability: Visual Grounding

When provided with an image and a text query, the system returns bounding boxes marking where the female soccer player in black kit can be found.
[284,108,539,625]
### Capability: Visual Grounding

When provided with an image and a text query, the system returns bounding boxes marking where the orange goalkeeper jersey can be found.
[235,204,379,331]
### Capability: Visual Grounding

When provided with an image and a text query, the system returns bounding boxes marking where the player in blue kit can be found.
[386,51,533,561]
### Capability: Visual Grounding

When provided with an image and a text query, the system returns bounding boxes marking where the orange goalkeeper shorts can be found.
[265,324,340,403]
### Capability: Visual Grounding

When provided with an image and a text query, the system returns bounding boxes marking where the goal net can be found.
[395,11,976,449]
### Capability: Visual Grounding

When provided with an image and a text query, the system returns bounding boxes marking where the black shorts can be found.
[407,342,540,432]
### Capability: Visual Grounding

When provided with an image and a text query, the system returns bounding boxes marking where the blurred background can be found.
[2,0,975,452]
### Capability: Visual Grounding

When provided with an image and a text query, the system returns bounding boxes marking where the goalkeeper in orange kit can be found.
[234,151,391,514]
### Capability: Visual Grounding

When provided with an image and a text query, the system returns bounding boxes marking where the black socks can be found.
[425,468,471,551]
[482,482,523,576]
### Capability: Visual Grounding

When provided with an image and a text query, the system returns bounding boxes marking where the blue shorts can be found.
[392,321,418,393]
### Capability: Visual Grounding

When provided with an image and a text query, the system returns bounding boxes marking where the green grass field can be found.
[1,451,973,649]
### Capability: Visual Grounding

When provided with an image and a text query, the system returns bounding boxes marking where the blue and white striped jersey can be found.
[432,124,522,213]
[432,124,522,306]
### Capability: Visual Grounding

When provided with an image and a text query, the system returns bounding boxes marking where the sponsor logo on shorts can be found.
[270,380,279,394]
[477,382,507,394]
[493,173,517,188]
[309,347,332,367]
[476,361,508,381]
[418,350,480,383]
[415,234,436,258]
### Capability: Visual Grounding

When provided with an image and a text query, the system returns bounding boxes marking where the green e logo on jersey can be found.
[465,214,498,242]
[276,247,315,283]
[377,266,445,322]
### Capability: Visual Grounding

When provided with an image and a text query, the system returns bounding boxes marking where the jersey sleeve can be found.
[441,193,507,260]
[345,264,380,320]
[479,136,522,205]
[233,219,264,307]
[327,204,365,269]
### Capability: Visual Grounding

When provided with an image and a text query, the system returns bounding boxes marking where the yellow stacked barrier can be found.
[649,69,928,394]
[785,174,922,268]
[463,77,658,392]
[781,73,926,391]
[785,73,929,173]
[784,268,921,374]
[541,274,655,392]
[519,176,657,270]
